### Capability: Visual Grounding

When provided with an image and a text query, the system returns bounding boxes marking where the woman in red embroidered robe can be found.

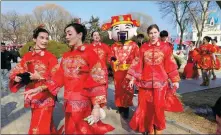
[194,36,220,86]
[9,27,58,134]
[88,31,112,96]
[211,38,220,80]
[183,42,199,79]
[23,23,114,134]
[127,24,181,134]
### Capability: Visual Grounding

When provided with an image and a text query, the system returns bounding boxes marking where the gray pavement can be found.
[178,71,221,94]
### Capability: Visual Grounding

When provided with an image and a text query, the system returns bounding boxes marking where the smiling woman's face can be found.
[33,32,49,49]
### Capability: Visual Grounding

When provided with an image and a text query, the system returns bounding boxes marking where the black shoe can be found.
[118,107,123,114]
[122,107,129,119]
[142,132,149,135]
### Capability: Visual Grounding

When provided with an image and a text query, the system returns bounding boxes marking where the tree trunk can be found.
[179,29,184,50]
[196,32,202,47]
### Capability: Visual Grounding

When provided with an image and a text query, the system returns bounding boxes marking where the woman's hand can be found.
[29,70,43,80]
[14,76,21,83]
[172,82,179,89]
[129,79,135,89]
[22,86,43,100]
[84,104,101,125]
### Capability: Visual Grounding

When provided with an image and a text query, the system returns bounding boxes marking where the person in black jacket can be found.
[1,42,12,90]
[11,47,20,63]
[1,42,12,71]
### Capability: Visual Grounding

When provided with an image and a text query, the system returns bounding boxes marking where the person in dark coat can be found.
[1,42,12,71]
[1,42,12,90]
[11,47,20,63]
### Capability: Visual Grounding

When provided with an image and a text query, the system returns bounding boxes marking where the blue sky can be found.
[2,1,177,36]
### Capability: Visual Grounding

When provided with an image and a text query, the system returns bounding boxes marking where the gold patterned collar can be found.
[115,40,133,46]
[71,44,87,52]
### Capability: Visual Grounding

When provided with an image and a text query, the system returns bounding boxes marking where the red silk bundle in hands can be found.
[165,86,184,112]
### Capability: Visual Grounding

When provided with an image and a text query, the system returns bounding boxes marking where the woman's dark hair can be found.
[64,23,87,42]
[91,31,99,37]
[212,38,217,43]
[191,41,195,46]
[203,36,212,43]
[33,26,49,39]
[147,24,160,34]
[160,30,168,38]
[137,34,144,38]
[28,46,33,51]
[191,41,195,44]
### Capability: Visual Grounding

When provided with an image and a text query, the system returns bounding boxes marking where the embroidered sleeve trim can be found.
[91,95,107,105]
[90,62,106,84]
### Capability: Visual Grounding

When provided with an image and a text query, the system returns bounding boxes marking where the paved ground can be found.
[1,62,220,134]
[178,71,221,94]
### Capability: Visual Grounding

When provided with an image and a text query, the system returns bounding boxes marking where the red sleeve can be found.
[126,44,144,81]
[8,54,28,93]
[46,58,64,96]
[81,49,107,106]
[216,46,220,53]
[109,44,121,71]
[164,46,180,83]
[209,45,217,53]
[133,43,140,61]
[108,44,116,65]
[104,43,112,64]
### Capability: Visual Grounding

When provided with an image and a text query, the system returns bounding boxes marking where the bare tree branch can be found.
[185,1,211,47]
[157,1,191,47]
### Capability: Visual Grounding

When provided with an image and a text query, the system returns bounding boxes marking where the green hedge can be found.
[173,55,182,69]
[19,40,70,58]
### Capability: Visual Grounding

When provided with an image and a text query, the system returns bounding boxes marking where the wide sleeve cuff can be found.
[45,80,60,96]
[168,70,180,82]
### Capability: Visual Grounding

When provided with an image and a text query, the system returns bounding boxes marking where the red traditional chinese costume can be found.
[192,44,220,85]
[45,45,114,134]
[196,44,220,70]
[183,50,199,79]
[9,50,58,134]
[88,42,112,65]
[126,41,182,133]
[101,14,140,118]
[110,41,139,108]
[88,42,112,95]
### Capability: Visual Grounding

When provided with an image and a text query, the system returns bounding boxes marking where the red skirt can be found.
[28,107,57,134]
[183,62,199,79]
[183,62,194,79]
[130,87,167,133]
[113,70,134,107]
[198,55,220,70]
[213,58,220,70]
[63,94,114,134]
[65,110,114,134]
